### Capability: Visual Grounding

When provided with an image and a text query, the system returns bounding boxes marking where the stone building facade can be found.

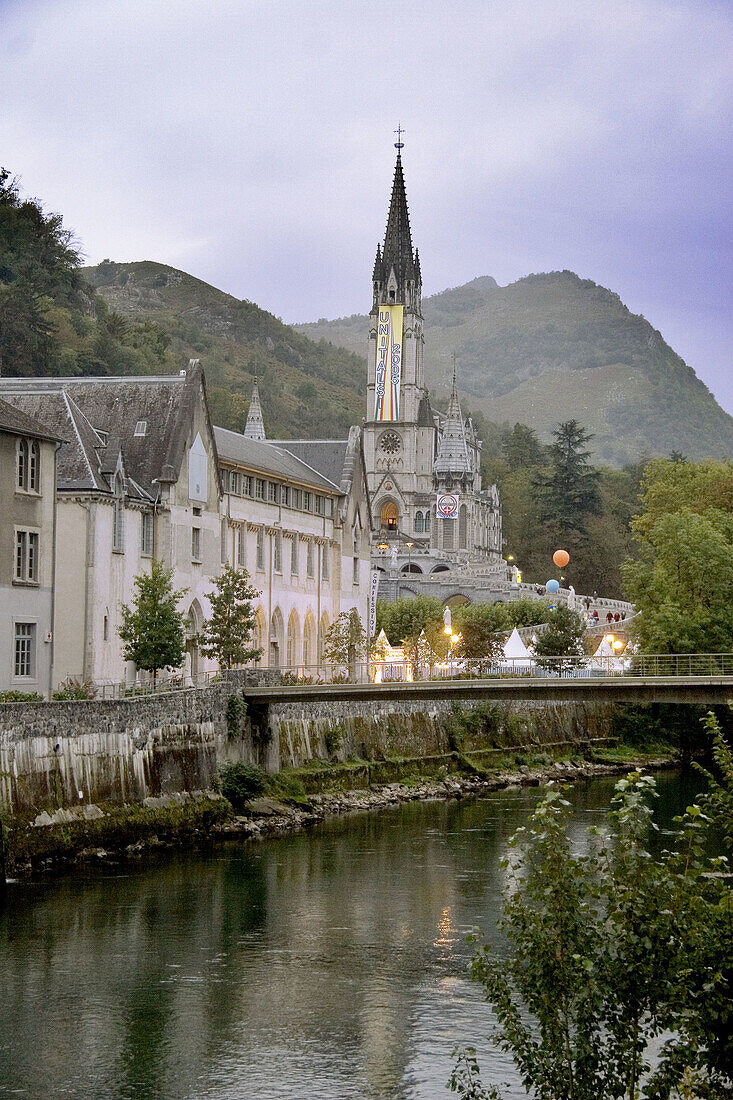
[0,398,62,695]
[362,149,504,582]
[0,367,372,689]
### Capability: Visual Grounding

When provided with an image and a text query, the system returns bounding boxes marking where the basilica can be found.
[363,145,505,584]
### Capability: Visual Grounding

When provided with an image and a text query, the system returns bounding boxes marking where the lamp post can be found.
[406,540,414,573]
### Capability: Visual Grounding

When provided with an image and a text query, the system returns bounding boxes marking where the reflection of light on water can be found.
[434,906,454,947]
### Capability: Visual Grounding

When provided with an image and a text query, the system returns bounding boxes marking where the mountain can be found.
[295,271,733,465]
[83,260,365,438]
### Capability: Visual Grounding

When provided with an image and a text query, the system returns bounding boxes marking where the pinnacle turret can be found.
[244,379,266,440]
[433,357,472,481]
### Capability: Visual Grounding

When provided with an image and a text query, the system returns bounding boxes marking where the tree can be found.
[118,559,186,686]
[376,595,445,647]
[534,420,601,539]
[200,565,262,669]
[532,604,585,669]
[501,422,546,469]
[622,458,733,654]
[452,603,510,659]
[323,609,365,678]
[455,769,733,1099]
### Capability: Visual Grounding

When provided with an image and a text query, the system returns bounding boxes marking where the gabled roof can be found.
[0,367,211,497]
[0,396,64,443]
[270,440,349,488]
[214,427,340,492]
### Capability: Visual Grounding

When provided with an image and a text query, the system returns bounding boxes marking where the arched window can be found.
[16,439,28,490]
[443,518,455,550]
[459,504,468,549]
[286,610,300,669]
[28,442,40,492]
[303,612,316,669]
[414,510,424,533]
[270,607,284,668]
[424,511,431,534]
[380,501,399,533]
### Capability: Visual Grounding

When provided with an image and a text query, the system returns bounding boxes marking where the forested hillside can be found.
[0,169,365,437]
[297,272,733,465]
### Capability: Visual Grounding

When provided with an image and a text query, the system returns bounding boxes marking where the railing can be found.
[242,653,733,685]
[55,653,733,702]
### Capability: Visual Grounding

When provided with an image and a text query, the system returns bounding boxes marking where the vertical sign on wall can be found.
[369,569,381,636]
[374,305,403,421]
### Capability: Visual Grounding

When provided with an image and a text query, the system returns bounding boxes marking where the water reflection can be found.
[0,772,699,1099]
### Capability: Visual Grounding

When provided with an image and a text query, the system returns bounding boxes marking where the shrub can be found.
[0,690,44,702]
[218,762,266,810]
[225,693,247,739]
[324,724,345,758]
[52,677,98,701]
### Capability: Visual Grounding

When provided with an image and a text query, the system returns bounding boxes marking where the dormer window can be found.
[389,289,395,302]
[134,420,147,437]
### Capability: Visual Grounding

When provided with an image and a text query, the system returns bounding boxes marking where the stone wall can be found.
[0,680,616,817]
[0,684,256,816]
[269,696,616,770]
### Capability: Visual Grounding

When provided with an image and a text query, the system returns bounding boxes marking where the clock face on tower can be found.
[379,431,402,455]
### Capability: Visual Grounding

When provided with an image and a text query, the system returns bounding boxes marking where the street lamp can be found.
[406,540,414,572]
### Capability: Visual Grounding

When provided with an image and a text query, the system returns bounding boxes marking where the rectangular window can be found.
[192,526,201,561]
[14,530,39,583]
[14,623,35,678]
[268,482,278,503]
[281,486,290,507]
[306,540,314,578]
[141,512,154,556]
[322,545,329,581]
[229,471,240,495]
[16,440,27,490]
[303,492,311,512]
[112,500,125,552]
[256,528,265,571]
[134,420,147,437]
[242,475,252,497]
[255,478,265,500]
[274,531,282,573]
[290,537,298,575]
[237,526,246,567]
[353,557,359,584]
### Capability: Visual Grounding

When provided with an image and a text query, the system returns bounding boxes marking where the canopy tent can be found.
[501,627,534,668]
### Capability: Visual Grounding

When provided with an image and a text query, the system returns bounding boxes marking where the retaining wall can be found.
[0,678,617,817]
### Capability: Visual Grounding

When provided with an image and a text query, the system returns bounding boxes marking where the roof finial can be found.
[394,123,405,151]
[451,351,458,396]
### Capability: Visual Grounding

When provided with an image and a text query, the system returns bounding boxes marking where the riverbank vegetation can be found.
[453,713,733,1099]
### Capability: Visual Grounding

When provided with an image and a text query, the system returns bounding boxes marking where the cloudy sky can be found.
[2,0,731,407]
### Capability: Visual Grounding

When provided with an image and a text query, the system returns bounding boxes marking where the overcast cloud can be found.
[2,0,731,409]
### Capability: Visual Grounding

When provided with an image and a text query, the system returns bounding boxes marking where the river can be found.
[0,771,699,1099]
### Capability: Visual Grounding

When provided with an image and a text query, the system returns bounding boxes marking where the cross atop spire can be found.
[394,123,405,150]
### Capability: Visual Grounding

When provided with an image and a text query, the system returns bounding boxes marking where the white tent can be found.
[589,634,624,672]
[501,627,534,668]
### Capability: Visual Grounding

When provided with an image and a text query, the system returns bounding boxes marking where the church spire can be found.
[244,378,266,440]
[373,136,421,310]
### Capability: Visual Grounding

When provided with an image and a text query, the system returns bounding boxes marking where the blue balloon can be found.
[546,578,560,593]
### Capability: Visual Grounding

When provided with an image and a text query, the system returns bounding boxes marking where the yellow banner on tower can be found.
[374,305,403,421]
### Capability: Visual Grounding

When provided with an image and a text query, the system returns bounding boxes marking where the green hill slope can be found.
[296,271,733,465]
[83,260,365,437]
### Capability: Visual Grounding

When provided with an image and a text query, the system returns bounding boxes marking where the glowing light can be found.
[612,639,624,651]
[373,666,383,683]
[451,633,460,645]
[406,664,414,682]
[605,633,615,644]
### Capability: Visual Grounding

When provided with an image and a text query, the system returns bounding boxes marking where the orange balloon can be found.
[553,549,570,568]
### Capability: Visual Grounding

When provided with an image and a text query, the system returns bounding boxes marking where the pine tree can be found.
[200,565,262,669]
[118,559,187,686]
[534,420,601,538]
